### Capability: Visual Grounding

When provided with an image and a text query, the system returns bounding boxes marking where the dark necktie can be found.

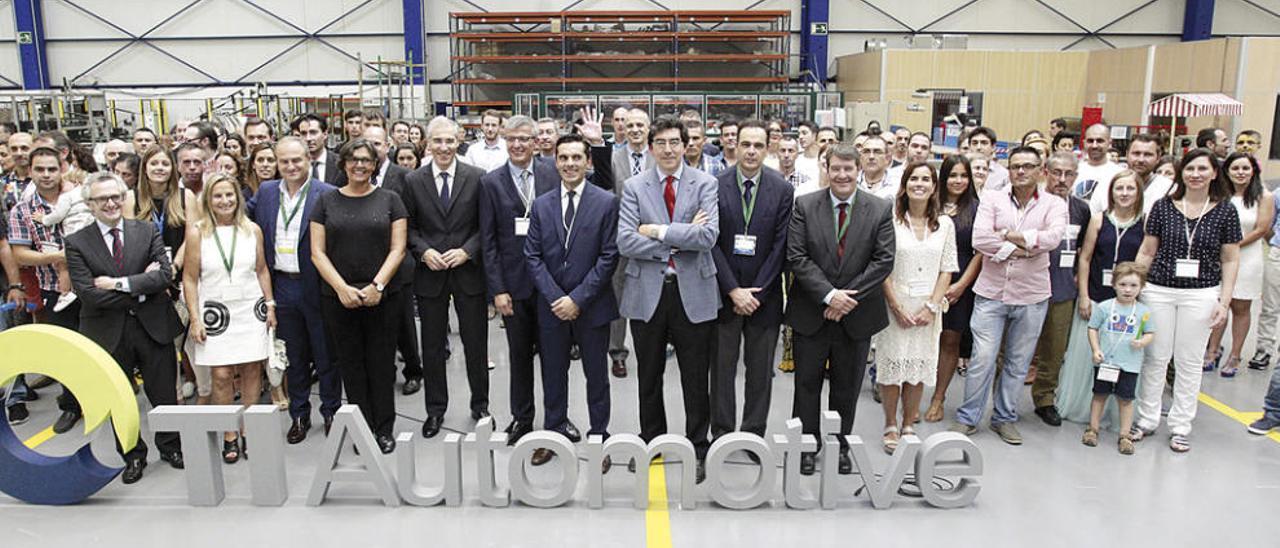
[742,179,754,207]
[310,160,320,181]
[110,228,123,270]
[664,175,676,269]
[439,172,451,210]
[632,153,643,176]
[564,190,576,235]
[836,203,849,260]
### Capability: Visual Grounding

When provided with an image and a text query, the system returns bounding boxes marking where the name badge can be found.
[1058,250,1077,268]
[276,245,297,256]
[1096,365,1121,383]
[908,280,932,298]
[733,234,757,256]
[1102,268,1113,287]
[514,217,530,237]
[1065,224,1081,240]
[1175,258,1200,278]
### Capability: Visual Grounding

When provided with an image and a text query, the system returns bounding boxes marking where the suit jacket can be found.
[401,160,487,298]
[524,182,620,328]
[711,166,793,326]
[247,178,336,304]
[616,166,721,324]
[319,148,342,186]
[785,189,896,340]
[480,160,560,301]
[611,146,655,197]
[64,219,182,353]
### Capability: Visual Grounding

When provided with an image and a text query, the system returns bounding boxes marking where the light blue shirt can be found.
[1088,299,1154,373]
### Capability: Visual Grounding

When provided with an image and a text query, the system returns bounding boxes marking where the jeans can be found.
[1263,364,1280,422]
[1,310,28,407]
[956,296,1049,426]
[1254,247,1280,353]
[1136,284,1218,436]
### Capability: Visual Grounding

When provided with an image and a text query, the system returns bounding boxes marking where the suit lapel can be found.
[424,165,447,218]
[837,192,870,272]
[810,192,839,272]
[672,169,695,222]
[298,180,320,239]
[84,223,116,273]
[565,185,594,251]
[721,177,746,234]
[552,191,569,249]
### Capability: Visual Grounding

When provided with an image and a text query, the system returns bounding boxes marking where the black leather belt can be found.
[274,270,302,280]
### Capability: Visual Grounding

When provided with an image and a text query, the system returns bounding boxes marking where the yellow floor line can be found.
[646,457,673,548]
[23,426,55,449]
[1198,392,1280,443]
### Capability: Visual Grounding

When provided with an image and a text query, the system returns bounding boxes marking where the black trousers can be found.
[397,290,423,381]
[418,283,489,418]
[711,310,780,438]
[321,291,402,437]
[791,321,870,445]
[503,297,539,425]
[108,315,182,460]
[275,274,341,421]
[630,279,712,457]
[540,320,611,437]
[39,290,84,414]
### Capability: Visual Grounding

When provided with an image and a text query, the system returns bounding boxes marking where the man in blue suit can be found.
[247,137,341,444]
[524,133,620,468]
[617,116,720,482]
[709,120,793,443]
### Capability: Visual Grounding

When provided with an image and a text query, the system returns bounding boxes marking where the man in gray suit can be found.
[617,116,719,482]
[607,108,654,378]
[786,143,896,476]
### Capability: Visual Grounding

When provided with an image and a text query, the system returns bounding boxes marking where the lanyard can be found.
[737,168,760,233]
[1107,213,1137,265]
[834,192,857,242]
[151,208,165,234]
[514,169,532,217]
[1179,197,1211,260]
[213,226,238,278]
[279,182,310,228]
[1101,301,1138,361]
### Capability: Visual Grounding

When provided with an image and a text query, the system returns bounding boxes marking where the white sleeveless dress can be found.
[192,225,269,366]
[1231,195,1263,300]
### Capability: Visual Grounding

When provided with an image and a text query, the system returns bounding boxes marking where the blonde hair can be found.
[196,174,253,238]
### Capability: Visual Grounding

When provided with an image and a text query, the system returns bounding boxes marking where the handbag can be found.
[266,328,289,409]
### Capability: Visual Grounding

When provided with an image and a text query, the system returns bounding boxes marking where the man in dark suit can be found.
[248,137,343,444]
[297,113,342,186]
[786,143,895,476]
[524,133,620,467]
[709,120,793,443]
[402,116,489,438]
[64,172,184,484]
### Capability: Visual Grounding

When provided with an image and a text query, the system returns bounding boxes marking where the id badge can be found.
[1096,365,1121,383]
[276,244,297,256]
[1175,258,1200,278]
[1058,250,1077,268]
[908,280,932,298]
[1102,268,1113,287]
[514,217,530,237]
[733,234,757,256]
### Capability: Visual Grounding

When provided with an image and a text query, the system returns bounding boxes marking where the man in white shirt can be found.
[534,117,559,165]
[1088,133,1171,214]
[463,110,509,172]
[856,135,897,200]
[1072,123,1123,204]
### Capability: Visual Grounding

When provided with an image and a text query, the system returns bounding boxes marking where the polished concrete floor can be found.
[4,316,1279,548]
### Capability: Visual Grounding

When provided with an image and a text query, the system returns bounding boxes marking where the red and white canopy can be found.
[1147,93,1243,118]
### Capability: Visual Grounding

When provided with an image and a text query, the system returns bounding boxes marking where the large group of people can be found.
[2,106,1279,487]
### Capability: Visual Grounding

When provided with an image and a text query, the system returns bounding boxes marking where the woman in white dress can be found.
[183,174,276,463]
[1204,153,1272,377]
[873,162,959,453]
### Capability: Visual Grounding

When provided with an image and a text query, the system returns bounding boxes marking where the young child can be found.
[1084,262,1155,455]
[37,183,95,312]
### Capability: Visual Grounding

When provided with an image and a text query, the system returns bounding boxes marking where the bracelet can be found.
[6,283,22,292]
[264,300,277,307]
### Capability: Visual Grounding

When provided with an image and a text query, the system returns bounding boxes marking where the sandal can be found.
[222,436,241,464]
[1203,346,1222,372]
[882,425,900,454]
[924,400,945,423]
[1118,436,1135,455]
[1081,427,1099,447]
[1128,424,1152,442]
[901,425,917,438]
[1169,434,1190,453]
[1220,357,1240,378]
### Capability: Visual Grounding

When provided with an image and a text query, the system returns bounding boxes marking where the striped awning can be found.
[1147,93,1243,117]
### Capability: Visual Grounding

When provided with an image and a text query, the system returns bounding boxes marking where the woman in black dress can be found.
[927,154,982,422]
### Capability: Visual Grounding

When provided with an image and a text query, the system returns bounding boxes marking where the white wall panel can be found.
[1214,0,1280,35]
[0,0,19,86]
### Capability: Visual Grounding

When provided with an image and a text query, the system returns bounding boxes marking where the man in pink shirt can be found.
[951,145,1068,445]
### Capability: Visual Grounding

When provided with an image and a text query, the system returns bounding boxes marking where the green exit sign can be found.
[810,23,828,36]
[16,32,32,45]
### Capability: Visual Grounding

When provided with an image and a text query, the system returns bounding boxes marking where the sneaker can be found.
[7,403,29,425]
[52,291,78,313]
[948,421,977,436]
[990,422,1023,445]
[1247,416,1280,435]
[1248,350,1271,370]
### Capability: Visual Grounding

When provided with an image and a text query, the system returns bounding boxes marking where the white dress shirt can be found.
[433,160,458,194]
[822,189,858,305]
[274,181,308,273]
[311,149,329,182]
[97,220,133,294]
[464,138,509,172]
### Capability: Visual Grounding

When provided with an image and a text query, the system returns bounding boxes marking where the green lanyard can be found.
[279,182,310,228]
[834,191,858,242]
[213,227,238,277]
[737,168,761,233]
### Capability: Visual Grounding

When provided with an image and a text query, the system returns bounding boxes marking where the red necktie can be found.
[664,175,676,270]
[836,203,849,260]
[110,228,123,270]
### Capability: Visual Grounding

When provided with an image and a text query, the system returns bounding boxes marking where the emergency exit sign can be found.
[810,23,828,35]
[16,32,32,45]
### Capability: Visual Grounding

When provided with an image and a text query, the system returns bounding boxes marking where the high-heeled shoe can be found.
[1203,346,1223,372]
[1220,357,1240,378]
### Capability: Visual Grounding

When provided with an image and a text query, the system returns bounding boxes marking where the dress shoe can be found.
[7,403,29,425]
[53,410,82,434]
[531,447,555,466]
[376,434,396,454]
[402,377,423,396]
[799,452,817,476]
[121,457,146,484]
[611,359,627,378]
[506,421,533,446]
[696,459,706,484]
[323,416,334,436]
[160,451,185,469]
[422,415,444,438]
[564,421,582,443]
[287,417,311,444]
[838,450,853,475]
[1034,405,1063,427]
[471,409,491,421]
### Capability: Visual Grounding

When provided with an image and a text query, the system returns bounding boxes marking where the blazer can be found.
[247,178,336,304]
[785,188,896,340]
[479,160,560,301]
[611,146,655,197]
[524,182,620,328]
[401,160,488,298]
[64,219,183,353]
[378,162,410,195]
[711,166,793,326]
[616,166,721,324]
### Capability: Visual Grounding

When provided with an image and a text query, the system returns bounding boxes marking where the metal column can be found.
[13,0,51,89]
[1182,0,1215,42]
[799,0,830,86]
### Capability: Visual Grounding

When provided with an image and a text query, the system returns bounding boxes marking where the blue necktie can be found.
[439,172,451,210]
[564,190,576,235]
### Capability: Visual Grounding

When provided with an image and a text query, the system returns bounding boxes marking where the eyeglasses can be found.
[506,136,533,143]
[348,157,376,165]
[1010,163,1042,172]
[651,139,684,149]
[89,194,125,205]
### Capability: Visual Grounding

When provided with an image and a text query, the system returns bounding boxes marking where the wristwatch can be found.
[924,301,940,314]
[373,281,386,293]
[113,279,124,291]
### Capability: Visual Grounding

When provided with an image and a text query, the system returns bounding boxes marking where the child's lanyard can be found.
[1101,301,1137,362]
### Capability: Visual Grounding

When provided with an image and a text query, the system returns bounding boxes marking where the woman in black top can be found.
[310,138,408,454]
[927,154,981,422]
[1133,148,1241,453]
